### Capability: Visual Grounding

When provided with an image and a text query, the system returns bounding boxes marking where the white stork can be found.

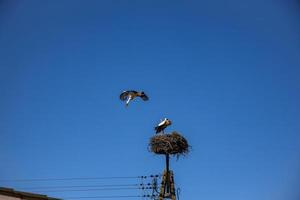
[119,90,149,107]
[155,118,172,134]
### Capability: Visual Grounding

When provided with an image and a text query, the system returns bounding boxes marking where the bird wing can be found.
[119,91,130,101]
[154,126,162,133]
[140,93,149,101]
[128,90,138,94]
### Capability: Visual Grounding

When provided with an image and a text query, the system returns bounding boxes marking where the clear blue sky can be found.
[1,1,300,200]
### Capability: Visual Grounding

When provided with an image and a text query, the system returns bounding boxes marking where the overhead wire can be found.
[27,187,154,193]
[18,184,139,190]
[1,175,161,200]
[0,175,160,182]
[63,195,141,199]
[63,194,157,199]
[14,182,156,190]
[0,176,138,182]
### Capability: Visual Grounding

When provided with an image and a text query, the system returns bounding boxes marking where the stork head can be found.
[163,118,171,125]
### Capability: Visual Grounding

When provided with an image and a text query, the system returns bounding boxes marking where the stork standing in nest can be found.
[119,90,149,107]
[155,118,172,134]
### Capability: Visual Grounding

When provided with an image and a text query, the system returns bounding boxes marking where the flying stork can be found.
[119,90,149,107]
[155,118,172,134]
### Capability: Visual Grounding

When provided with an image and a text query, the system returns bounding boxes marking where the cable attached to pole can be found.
[0,174,160,182]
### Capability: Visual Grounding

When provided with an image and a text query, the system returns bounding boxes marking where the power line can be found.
[19,183,154,190]
[63,195,157,199]
[29,187,146,193]
[19,184,140,190]
[0,175,160,182]
[0,176,137,182]
[63,195,141,199]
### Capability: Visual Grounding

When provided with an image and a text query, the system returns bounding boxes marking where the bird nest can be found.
[149,132,190,157]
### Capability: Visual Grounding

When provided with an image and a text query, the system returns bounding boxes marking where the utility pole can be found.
[159,154,176,200]
[149,131,189,200]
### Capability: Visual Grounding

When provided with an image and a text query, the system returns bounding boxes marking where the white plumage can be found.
[155,118,172,134]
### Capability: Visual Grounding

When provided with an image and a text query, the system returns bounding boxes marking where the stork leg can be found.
[126,97,132,107]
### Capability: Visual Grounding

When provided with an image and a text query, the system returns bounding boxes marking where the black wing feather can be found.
[155,126,162,133]
[141,94,149,101]
[120,91,129,101]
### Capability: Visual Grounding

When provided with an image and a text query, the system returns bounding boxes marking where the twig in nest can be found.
[149,131,190,158]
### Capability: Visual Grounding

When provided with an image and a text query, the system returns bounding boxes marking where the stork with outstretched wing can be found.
[155,118,172,134]
[120,90,149,107]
